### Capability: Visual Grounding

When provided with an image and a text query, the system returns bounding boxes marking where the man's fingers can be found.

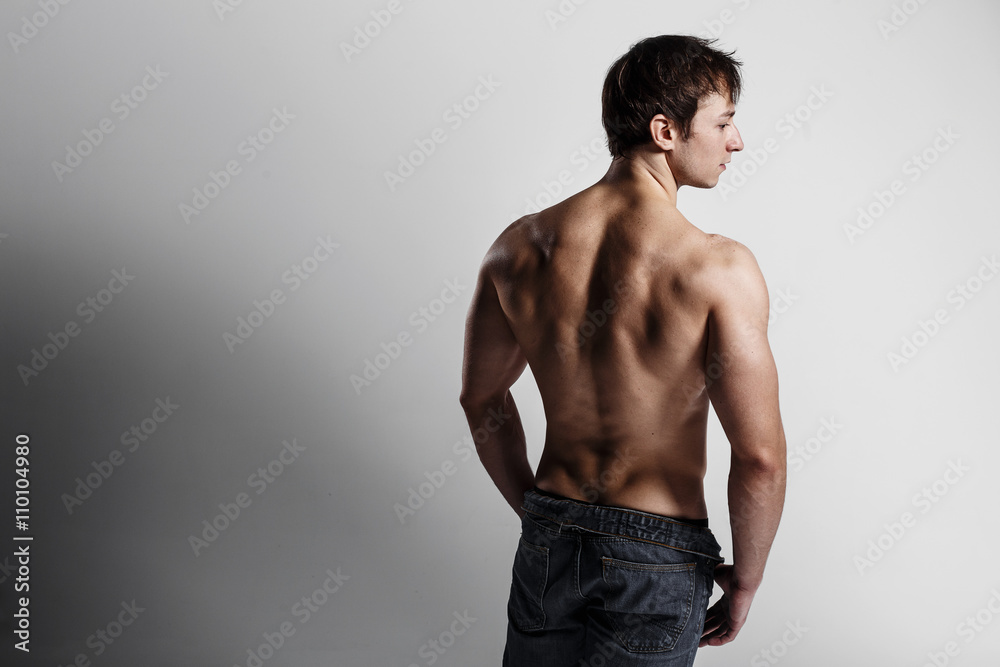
[701,625,737,647]
[701,614,724,637]
[700,592,736,648]
[704,635,732,647]
[702,603,724,627]
[701,597,727,628]
[699,623,730,647]
[700,600,727,646]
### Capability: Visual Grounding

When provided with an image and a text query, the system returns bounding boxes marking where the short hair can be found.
[601,35,743,159]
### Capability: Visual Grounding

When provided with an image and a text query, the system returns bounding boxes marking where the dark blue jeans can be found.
[502,487,724,667]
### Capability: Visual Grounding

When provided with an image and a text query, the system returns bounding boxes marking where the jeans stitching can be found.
[601,559,696,653]
[523,507,723,561]
[527,492,710,530]
[510,536,549,632]
[573,535,586,602]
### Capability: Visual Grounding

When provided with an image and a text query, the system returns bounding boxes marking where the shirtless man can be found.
[459,35,786,666]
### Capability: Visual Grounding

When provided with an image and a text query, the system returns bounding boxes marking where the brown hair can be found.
[602,35,743,159]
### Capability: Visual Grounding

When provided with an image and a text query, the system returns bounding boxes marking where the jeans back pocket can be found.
[600,557,696,653]
[507,536,550,632]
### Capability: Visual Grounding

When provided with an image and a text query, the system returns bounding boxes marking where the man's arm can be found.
[458,248,534,518]
[699,240,787,647]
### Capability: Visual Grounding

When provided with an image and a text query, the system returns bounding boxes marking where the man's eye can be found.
[719,124,729,129]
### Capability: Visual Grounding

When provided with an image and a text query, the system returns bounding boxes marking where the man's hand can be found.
[699,564,756,647]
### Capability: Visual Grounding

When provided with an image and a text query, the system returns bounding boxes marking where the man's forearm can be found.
[727,456,786,591]
[461,390,534,518]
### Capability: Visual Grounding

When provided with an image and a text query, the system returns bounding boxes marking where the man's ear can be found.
[649,113,679,151]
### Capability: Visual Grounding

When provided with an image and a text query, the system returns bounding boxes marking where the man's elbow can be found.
[732,446,786,478]
[459,388,508,420]
[459,389,491,415]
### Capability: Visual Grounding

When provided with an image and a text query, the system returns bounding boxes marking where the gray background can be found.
[1,0,998,665]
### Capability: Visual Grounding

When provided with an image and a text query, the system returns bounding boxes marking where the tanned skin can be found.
[460,92,786,647]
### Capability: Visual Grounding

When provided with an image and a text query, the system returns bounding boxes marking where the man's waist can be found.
[521,487,723,562]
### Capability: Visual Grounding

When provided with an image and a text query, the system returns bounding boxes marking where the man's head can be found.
[602,35,744,187]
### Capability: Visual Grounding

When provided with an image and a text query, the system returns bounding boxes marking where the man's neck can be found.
[599,152,680,207]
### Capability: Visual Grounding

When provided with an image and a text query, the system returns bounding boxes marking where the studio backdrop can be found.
[1,1,998,665]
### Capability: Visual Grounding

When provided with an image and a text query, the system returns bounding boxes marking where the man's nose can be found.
[729,124,744,152]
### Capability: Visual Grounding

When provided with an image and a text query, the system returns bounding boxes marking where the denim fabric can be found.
[502,487,724,667]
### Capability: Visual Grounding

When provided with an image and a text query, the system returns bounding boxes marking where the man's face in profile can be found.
[667,92,744,189]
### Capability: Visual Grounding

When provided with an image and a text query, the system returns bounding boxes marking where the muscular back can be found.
[488,183,747,520]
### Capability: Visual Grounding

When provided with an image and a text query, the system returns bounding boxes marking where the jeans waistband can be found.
[522,487,724,562]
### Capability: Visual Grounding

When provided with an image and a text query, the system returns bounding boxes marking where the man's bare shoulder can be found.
[482,214,544,278]
[702,232,749,260]
[699,234,762,276]
[696,233,768,314]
